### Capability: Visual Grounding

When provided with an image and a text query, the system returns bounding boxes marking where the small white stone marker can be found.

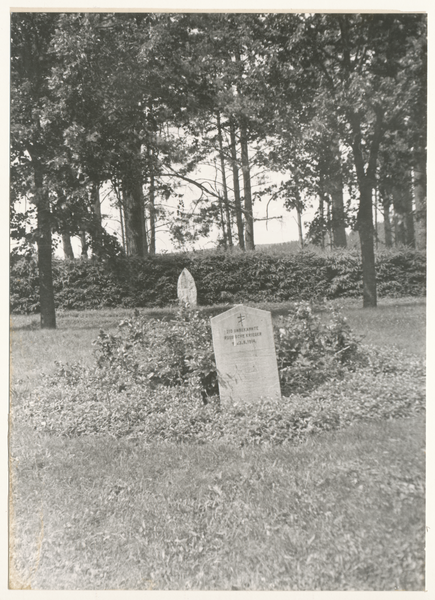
[210,304,281,405]
[177,268,197,306]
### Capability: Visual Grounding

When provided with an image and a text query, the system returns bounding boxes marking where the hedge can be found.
[10,248,426,314]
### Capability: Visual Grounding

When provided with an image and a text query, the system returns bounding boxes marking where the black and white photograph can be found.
[8,6,428,592]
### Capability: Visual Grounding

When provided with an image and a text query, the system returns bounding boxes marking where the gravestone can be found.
[177,268,197,306]
[210,305,281,405]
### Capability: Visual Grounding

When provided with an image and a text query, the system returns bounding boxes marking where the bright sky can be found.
[60,186,312,257]
[54,159,317,257]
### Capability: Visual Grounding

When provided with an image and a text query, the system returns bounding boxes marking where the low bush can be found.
[10,247,426,314]
[10,256,40,314]
[275,302,361,394]
[92,302,361,399]
[15,304,424,445]
[93,305,218,401]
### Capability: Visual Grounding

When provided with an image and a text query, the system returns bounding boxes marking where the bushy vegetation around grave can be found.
[17,304,424,444]
[10,247,426,314]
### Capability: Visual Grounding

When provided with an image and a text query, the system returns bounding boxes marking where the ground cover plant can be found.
[9,298,426,590]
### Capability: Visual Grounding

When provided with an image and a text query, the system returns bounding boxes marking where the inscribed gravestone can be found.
[210,305,281,405]
[177,268,197,306]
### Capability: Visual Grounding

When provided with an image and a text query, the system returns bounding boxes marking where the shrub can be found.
[10,248,426,314]
[91,302,362,399]
[16,302,425,447]
[275,302,361,394]
[10,256,40,314]
[93,305,218,401]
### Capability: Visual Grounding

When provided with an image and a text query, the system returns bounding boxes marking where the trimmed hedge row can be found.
[10,248,426,314]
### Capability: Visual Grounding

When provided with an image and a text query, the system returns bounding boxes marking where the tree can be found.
[263,13,426,306]
[49,13,150,257]
[11,12,61,328]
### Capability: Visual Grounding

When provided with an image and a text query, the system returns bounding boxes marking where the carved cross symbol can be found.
[237,313,246,325]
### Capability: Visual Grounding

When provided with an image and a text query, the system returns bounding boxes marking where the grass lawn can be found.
[9,296,426,590]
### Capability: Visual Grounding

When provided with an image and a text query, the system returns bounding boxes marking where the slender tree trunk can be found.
[123,177,147,257]
[374,186,378,251]
[239,120,254,250]
[382,197,393,248]
[216,111,233,248]
[327,200,333,250]
[318,194,325,249]
[140,189,149,256]
[62,234,74,260]
[122,135,147,257]
[34,160,56,329]
[329,134,347,248]
[80,231,88,258]
[350,108,383,307]
[119,203,126,253]
[403,170,415,247]
[148,146,156,255]
[393,210,405,246]
[91,183,103,258]
[229,120,244,250]
[296,203,304,249]
[358,183,377,307]
[218,193,227,248]
[392,182,414,246]
[293,173,304,249]
[413,145,426,250]
[404,200,415,248]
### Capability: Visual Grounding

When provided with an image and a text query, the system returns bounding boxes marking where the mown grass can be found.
[10,296,425,383]
[10,417,425,590]
[9,296,426,590]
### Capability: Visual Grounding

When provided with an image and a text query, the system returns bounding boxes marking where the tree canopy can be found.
[10,11,427,325]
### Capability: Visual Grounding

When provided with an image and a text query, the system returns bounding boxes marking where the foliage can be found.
[10,296,424,589]
[15,300,425,445]
[275,302,361,394]
[9,256,40,315]
[17,340,424,446]
[91,302,361,399]
[93,305,217,400]
[10,248,426,314]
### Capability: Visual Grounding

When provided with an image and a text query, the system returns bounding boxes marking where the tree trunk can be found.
[296,203,304,249]
[148,147,156,255]
[62,234,74,260]
[329,134,347,248]
[218,193,227,248]
[229,120,245,250]
[327,200,333,250]
[122,134,147,257]
[404,198,415,248]
[374,186,378,251]
[392,178,414,247]
[91,183,103,258]
[239,120,254,250]
[216,111,233,248]
[382,197,393,248]
[350,108,382,308]
[413,145,426,250]
[293,173,304,249]
[318,194,325,249]
[119,203,126,253]
[34,161,56,329]
[358,185,377,307]
[80,231,88,258]
[123,178,147,257]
